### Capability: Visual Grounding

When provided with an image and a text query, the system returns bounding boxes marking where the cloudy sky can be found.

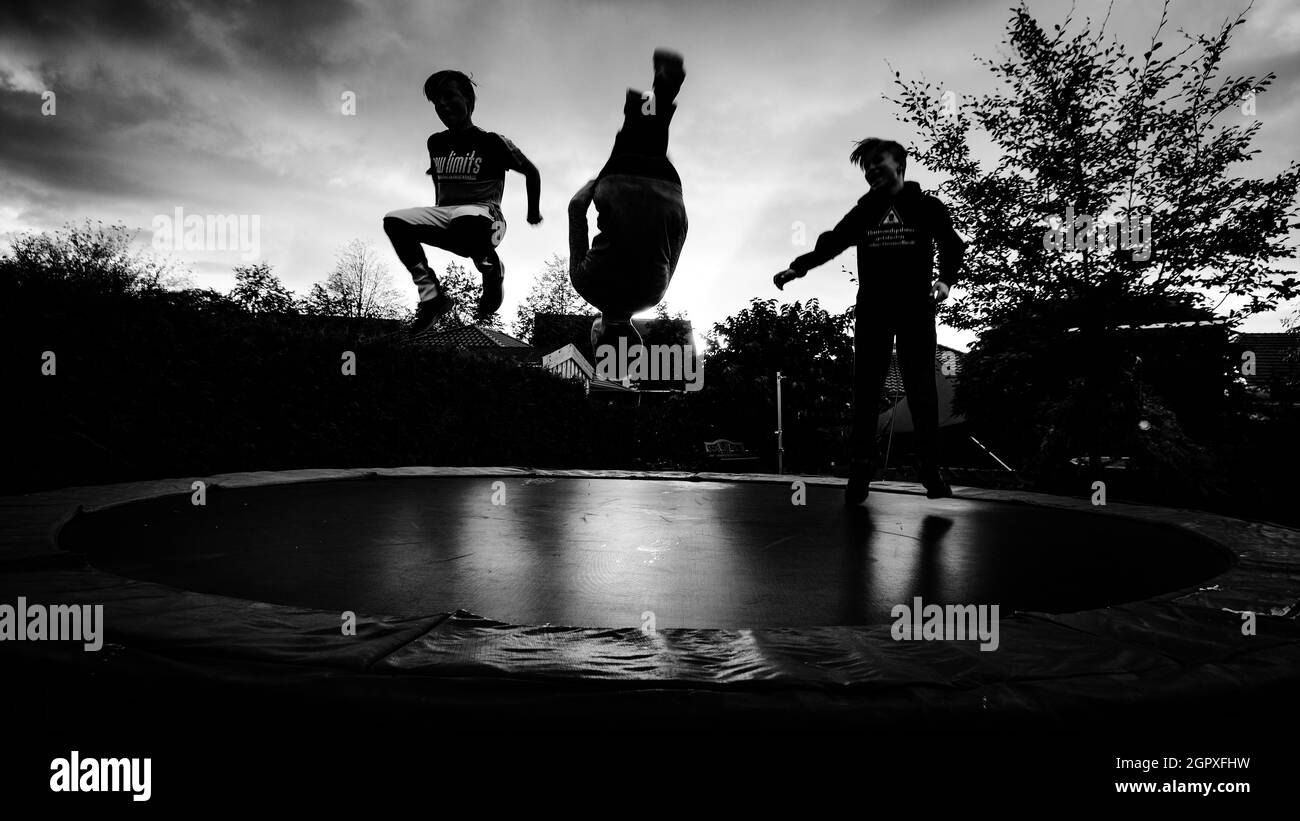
[2,0,1297,349]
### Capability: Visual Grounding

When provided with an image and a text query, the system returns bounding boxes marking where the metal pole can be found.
[775,371,785,475]
[969,435,1016,473]
[883,392,900,469]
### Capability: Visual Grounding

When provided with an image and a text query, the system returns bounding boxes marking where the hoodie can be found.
[789,181,965,301]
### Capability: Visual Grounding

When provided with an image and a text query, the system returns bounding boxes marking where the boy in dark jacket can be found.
[775,138,964,503]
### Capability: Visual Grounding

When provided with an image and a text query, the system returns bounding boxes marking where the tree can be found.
[889,1,1300,473]
[651,300,693,346]
[303,239,406,319]
[698,298,855,472]
[302,282,342,316]
[230,261,297,314]
[416,259,508,333]
[1281,308,1300,401]
[514,253,588,342]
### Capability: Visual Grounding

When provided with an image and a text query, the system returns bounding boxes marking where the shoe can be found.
[844,460,874,506]
[652,48,685,100]
[920,467,953,499]
[473,250,504,320]
[407,292,455,335]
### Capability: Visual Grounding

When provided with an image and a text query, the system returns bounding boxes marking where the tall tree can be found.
[514,253,589,342]
[303,239,406,319]
[892,1,1299,330]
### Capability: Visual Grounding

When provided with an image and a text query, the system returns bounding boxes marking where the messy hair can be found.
[424,70,477,112]
[850,138,907,173]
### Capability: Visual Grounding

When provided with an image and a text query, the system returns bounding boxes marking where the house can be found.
[411,323,541,365]
[1234,332,1300,400]
[408,316,697,395]
[540,343,635,394]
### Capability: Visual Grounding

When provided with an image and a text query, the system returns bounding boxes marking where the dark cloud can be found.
[0,0,370,204]
[0,89,153,199]
[0,0,365,74]
[2,0,223,70]
[221,0,366,69]
[0,74,227,201]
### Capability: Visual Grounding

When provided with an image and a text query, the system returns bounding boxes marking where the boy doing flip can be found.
[569,49,688,358]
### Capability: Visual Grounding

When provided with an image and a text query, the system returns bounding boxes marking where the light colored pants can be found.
[383,201,504,288]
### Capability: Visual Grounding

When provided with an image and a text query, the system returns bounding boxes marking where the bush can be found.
[0,266,704,492]
[1,219,184,297]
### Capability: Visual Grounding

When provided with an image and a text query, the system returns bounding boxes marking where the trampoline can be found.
[61,474,1231,629]
[3,466,1298,746]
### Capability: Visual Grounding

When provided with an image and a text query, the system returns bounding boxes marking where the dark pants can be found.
[596,89,682,185]
[850,297,941,469]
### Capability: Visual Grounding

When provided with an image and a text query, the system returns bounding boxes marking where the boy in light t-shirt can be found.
[384,69,542,332]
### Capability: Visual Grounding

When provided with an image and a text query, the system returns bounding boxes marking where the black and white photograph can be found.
[2,0,1297,807]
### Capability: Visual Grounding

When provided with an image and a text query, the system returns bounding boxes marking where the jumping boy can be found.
[384,70,542,333]
[774,138,965,503]
[569,49,688,360]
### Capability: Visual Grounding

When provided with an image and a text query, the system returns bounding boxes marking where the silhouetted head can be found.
[424,70,476,130]
[850,137,907,193]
